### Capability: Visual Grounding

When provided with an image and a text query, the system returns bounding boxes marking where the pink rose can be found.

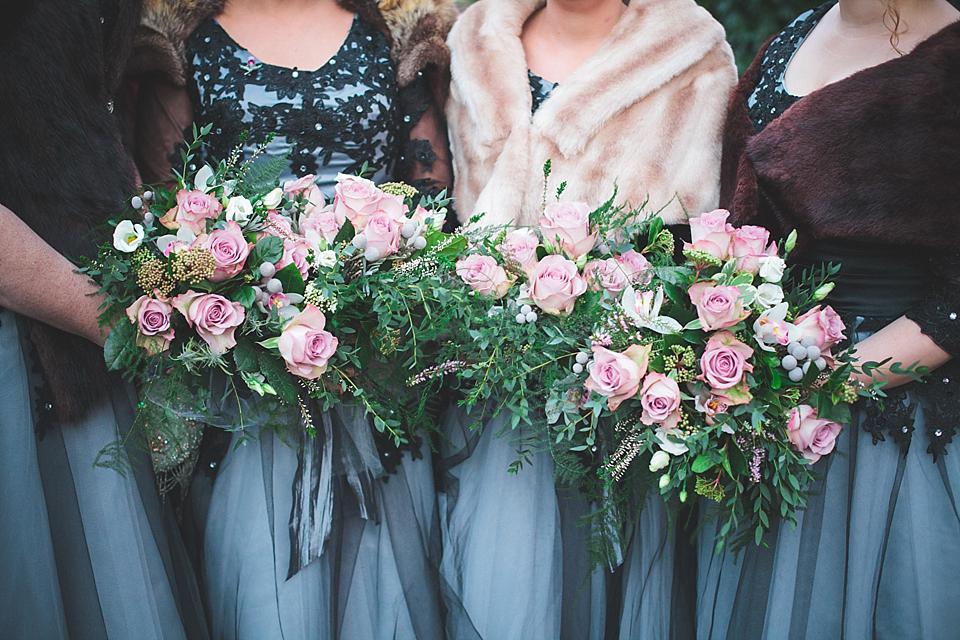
[539,202,597,259]
[698,331,754,389]
[126,295,175,355]
[278,239,311,280]
[300,208,343,243]
[173,291,245,354]
[161,190,223,234]
[688,282,749,331]
[615,249,652,284]
[639,372,682,429]
[787,404,843,463]
[283,174,316,195]
[793,305,846,350]
[375,192,407,221]
[529,254,588,315]
[333,175,384,229]
[265,211,294,237]
[455,254,513,298]
[278,305,339,379]
[685,209,736,261]
[499,228,540,271]
[198,221,251,282]
[585,344,651,410]
[582,258,630,294]
[363,211,402,260]
[731,225,776,273]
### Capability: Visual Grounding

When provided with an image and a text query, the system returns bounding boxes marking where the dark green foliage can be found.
[698,0,814,72]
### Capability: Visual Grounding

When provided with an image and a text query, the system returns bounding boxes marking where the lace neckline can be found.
[747,3,832,131]
[209,13,359,75]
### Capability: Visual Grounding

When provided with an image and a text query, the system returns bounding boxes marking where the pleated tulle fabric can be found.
[0,309,208,640]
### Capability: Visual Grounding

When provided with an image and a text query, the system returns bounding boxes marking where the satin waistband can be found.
[798,239,929,317]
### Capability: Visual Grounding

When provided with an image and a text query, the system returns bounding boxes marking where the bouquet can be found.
[419,173,876,561]
[81,127,462,487]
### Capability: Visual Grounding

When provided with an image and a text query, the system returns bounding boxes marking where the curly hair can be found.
[881,0,904,52]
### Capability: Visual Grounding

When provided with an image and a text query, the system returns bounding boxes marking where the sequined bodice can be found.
[747,3,832,131]
[187,15,400,191]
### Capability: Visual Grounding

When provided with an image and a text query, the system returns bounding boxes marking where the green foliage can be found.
[699,0,813,72]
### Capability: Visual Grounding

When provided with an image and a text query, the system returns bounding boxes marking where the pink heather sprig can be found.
[407,360,467,386]
[590,331,613,347]
[735,433,766,484]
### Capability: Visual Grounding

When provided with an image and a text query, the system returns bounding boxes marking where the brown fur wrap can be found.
[722,20,960,252]
[445,0,736,227]
[0,0,143,423]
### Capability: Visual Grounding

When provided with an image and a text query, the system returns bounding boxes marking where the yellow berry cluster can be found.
[170,248,216,284]
[136,259,175,298]
[378,181,418,200]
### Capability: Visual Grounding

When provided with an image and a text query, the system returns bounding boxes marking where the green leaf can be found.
[333,217,355,247]
[259,337,280,351]
[249,235,284,267]
[692,454,715,473]
[274,262,306,295]
[231,285,257,309]
[232,340,260,373]
[257,352,298,404]
[103,320,138,371]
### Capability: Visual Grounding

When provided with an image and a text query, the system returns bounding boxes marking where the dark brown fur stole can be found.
[0,0,143,424]
[721,21,960,251]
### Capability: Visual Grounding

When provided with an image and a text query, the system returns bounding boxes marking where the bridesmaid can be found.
[128,0,455,637]
[442,0,735,637]
[697,1,960,638]
[0,1,207,638]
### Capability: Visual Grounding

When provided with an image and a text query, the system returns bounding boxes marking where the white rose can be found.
[261,187,283,210]
[315,250,337,268]
[758,255,786,282]
[226,195,253,224]
[649,450,670,472]
[756,282,785,309]
[113,220,145,252]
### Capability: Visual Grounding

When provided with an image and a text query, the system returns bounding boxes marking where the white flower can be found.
[314,250,337,269]
[193,164,215,192]
[753,302,798,351]
[758,255,786,282]
[649,450,670,472]
[756,282,785,309]
[655,428,689,456]
[261,187,283,209]
[659,474,671,489]
[226,196,253,224]
[621,286,682,334]
[113,220,145,252]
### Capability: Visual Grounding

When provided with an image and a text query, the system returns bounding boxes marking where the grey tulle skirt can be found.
[0,309,207,640]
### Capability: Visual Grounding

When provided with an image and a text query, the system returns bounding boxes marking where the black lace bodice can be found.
[187,15,400,190]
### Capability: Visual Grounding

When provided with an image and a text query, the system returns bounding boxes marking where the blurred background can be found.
[700,0,960,72]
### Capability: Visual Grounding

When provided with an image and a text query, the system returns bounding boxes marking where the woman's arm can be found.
[0,204,108,345]
[849,316,952,390]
